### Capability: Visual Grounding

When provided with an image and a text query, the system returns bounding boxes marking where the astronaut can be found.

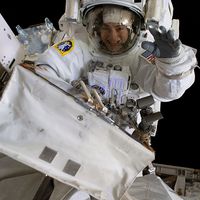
[33,0,197,138]
[23,0,197,199]
[35,0,196,103]
[0,0,198,200]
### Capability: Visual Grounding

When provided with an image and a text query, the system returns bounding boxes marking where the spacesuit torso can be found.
[35,31,157,134]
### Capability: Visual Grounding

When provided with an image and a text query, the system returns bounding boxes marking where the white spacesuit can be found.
[34,0,196,137]
[0,0,198,200]
[32,0,197,199]
[35,0,196,102]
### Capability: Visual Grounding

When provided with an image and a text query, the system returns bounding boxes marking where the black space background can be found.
[0,1,199,169]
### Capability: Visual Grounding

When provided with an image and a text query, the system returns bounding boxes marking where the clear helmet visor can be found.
[85,5,142,55]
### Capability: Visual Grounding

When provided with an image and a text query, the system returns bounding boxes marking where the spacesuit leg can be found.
[0,153,46,200]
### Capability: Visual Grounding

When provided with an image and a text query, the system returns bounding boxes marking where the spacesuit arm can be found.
[139,4,197,102]
[152,45,197,100]
[137,44,197,102]
[34,38,91,86]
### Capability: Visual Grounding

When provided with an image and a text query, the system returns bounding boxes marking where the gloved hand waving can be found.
[142,24,182,58]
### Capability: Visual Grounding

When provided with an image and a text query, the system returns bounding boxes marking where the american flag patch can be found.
[141,50,156,64]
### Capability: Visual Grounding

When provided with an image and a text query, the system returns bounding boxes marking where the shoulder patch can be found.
[53,40,74,56]
[141,50,156,65]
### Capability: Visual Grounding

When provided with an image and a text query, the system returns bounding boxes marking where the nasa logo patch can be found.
[53,40,74,56]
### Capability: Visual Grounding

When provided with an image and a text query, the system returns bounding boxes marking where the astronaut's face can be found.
[100,23,129,53]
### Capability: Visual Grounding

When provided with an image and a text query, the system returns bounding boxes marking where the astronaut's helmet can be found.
[81,0,145,55]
